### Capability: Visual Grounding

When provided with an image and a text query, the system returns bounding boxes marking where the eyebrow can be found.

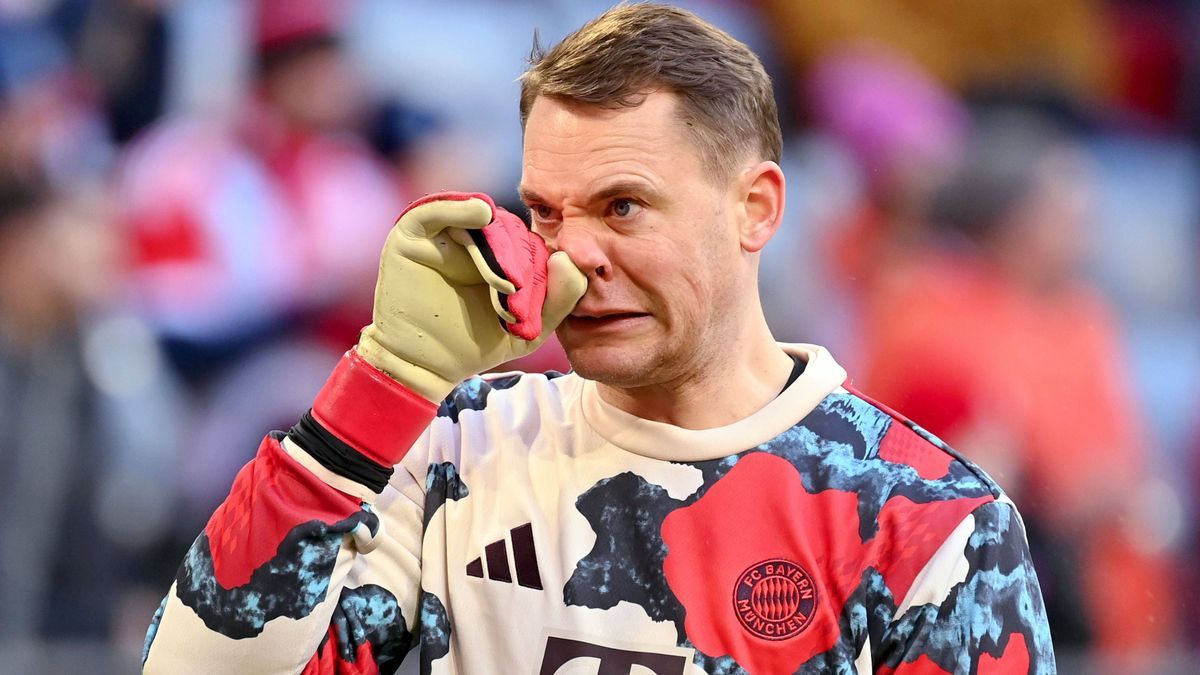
[516,185,545,205]
[517,180,661,207]
[592,180,661,204]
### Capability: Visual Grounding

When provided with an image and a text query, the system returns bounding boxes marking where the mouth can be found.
[564,311,651,331]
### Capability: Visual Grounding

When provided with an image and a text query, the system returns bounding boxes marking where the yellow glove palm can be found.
[358,193,586,402]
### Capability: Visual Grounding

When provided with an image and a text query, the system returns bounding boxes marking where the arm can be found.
[877,500,1056,674]
[143,193,585,674]
[142,351,433,674]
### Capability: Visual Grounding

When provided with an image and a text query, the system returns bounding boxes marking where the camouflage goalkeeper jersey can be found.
[143,344,1054,674]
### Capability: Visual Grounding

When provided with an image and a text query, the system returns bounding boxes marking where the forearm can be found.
[144,350,436,673]
[144,433,366,673]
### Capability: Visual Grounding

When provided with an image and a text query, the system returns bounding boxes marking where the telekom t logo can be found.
[539,636,688,675]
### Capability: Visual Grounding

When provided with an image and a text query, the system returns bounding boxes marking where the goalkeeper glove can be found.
[357,191,587,402]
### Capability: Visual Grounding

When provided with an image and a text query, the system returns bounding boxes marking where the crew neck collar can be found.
[578,343,847,462]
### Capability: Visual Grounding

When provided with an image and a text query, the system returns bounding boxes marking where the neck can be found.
[595,309,793,430]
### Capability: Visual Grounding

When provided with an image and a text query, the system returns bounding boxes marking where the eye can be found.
[532,204,554,220]
[608,198,641,219]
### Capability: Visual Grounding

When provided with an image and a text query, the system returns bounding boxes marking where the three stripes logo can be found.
[466,522,543,590]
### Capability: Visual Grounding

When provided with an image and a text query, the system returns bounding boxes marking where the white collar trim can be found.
[579,343,847,461]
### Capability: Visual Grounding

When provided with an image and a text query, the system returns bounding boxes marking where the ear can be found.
[736,161,785,253]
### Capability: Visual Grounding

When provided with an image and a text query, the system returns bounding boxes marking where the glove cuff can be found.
[312,349,440,467]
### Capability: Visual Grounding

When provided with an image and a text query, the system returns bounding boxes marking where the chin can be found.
[563,342,660,387]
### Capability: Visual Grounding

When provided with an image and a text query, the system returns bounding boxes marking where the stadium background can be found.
[0,0,1196,672]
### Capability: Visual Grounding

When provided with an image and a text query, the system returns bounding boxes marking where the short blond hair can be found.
[519,3,782,180]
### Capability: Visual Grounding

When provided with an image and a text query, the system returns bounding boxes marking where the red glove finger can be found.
[465,207,550,341]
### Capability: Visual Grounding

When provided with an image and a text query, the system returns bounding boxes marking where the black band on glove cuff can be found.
[288,410,393,493]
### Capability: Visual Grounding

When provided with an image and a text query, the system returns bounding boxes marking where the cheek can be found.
[619,207,736,326]
[643,248,723,329]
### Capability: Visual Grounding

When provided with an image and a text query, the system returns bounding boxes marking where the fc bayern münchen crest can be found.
[733,558,817,640]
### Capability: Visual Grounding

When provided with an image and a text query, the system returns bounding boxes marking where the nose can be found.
[549,218,613,281]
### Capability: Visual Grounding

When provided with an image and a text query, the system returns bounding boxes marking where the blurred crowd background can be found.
[0,0,1197,672]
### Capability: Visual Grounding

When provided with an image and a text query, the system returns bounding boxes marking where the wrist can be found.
[311,348,441,468]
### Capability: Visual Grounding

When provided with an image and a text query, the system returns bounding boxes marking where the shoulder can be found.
[783,384,1025,617]
[754,381,1006,566]
[399,370,581,491]
[807,382,1005,502]
[436,370,578,424]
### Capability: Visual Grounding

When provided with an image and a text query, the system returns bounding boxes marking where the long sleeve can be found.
[876,500,1056,674]
[143,351,437,674]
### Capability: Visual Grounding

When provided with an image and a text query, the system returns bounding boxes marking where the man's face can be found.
[520,92,746,388]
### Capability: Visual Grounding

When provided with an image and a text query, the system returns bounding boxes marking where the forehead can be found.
[520,92,703,202]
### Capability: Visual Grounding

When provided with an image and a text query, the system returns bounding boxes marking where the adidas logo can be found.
[466,522,543,590]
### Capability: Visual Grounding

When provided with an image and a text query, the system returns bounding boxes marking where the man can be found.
[143,5,1054,673]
